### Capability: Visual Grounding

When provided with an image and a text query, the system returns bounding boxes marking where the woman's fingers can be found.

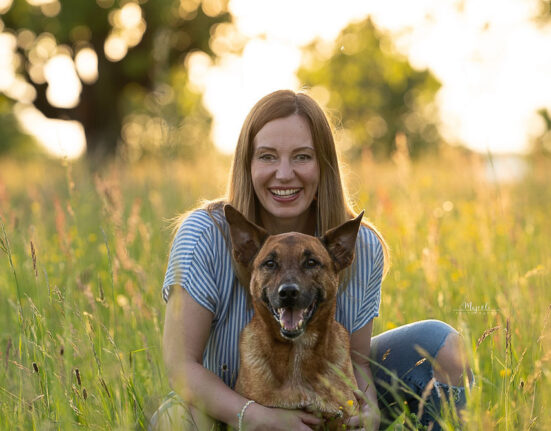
[347,414,362,427]
[297,410,322,425]
[347,412,378,430]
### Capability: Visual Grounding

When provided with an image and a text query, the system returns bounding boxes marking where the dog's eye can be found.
[263,259,277,269]
[305,258,319,268]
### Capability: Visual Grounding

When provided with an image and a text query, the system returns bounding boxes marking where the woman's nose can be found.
[275,159,294,180]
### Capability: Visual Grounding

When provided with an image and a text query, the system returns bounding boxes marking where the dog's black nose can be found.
[278,283,299,300]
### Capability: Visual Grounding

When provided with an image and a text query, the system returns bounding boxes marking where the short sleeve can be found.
[162,210,220,315]
[348,226,385,332]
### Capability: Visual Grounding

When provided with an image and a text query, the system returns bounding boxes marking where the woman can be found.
[151,90,472,430]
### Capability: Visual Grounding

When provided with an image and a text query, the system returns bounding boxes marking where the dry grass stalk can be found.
[415,357,427,367]
[99,377,111,398]
[476,325,501,349]
[30,240,38,278]
[417,376,436,420]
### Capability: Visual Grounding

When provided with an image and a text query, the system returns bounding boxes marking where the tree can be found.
[1,0,230,161]
[298,19,441,159]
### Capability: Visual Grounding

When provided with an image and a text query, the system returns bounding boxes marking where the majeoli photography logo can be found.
[454,301,499,314]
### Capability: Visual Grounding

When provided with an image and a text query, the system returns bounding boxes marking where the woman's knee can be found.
[433,330,473,387]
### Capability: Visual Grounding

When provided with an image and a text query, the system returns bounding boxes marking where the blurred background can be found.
[2,0,551,166]
[1,2,551,429]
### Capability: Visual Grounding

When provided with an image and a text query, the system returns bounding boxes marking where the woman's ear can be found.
[224,205,269,267]
[321,211,363,272]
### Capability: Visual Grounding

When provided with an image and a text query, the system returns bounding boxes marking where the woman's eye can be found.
[295,154,312,161]
[305,258,319,268]
[259,153,276,161]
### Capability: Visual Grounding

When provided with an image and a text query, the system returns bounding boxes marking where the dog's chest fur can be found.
[236,313,356,417]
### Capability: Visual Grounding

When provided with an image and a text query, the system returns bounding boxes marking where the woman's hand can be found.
[345,390,381,430]
[242,403,322,431]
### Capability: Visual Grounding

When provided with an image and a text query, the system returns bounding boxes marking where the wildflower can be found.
[500,368,511,377]
[386,321,397,330]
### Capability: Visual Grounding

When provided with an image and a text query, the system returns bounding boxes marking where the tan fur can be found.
[225,206,363,429]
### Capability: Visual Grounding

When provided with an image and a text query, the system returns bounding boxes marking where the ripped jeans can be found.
[370,319,471,430]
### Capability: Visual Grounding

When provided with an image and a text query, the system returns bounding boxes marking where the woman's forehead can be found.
[253,114,313,150]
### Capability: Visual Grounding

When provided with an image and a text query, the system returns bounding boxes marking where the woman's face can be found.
[251,114,320,232]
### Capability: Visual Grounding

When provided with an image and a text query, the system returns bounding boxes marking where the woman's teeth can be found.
[270,188,300,196]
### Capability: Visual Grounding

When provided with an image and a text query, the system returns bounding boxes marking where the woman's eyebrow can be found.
[254,145,315,153]
[254,145,276,152]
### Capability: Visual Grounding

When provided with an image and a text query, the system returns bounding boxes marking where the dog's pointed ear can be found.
[321,211,364,272]
[224,204,269,267]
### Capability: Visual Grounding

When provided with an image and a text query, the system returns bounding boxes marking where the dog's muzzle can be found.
[267,283,318,340]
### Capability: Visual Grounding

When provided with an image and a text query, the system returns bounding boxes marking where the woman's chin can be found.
[265,203,307,220]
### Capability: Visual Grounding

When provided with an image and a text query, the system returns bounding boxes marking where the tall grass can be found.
[0,149,549,430]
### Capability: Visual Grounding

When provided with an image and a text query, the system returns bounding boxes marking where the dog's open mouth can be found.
[271,301,317,339]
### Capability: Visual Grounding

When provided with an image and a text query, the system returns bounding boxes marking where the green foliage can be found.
[1,0,230,159]
[298,19,441,159]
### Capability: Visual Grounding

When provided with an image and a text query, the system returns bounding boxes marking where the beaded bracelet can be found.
[237,400,255,431]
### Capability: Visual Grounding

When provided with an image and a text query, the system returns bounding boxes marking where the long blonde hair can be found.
[201,89,390,277]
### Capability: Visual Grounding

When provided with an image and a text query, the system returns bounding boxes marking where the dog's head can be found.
[224,205,363,340]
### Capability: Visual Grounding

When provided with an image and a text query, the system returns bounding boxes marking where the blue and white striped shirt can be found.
[162,208,384,388]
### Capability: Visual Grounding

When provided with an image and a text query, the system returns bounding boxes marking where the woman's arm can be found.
[163,286,321,430]
[348,319,381,430]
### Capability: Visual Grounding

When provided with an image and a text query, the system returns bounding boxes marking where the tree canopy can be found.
[0,0,231,161]
[298,19,441,159]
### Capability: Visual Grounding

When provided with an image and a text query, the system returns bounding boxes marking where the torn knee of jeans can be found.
[433,381,468,405]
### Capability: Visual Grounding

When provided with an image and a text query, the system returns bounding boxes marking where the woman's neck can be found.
[258,206,317,236]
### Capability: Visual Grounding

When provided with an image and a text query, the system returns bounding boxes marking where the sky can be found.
[3,0,551,157]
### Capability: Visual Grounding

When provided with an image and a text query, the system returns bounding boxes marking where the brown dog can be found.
[224,205,363,428]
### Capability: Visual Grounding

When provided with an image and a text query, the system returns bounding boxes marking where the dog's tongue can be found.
[279,307,304,330]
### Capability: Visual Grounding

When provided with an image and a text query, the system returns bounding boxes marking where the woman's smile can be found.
[269,187,302,201]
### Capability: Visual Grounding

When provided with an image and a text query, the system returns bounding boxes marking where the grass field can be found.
[0,149,550,430]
